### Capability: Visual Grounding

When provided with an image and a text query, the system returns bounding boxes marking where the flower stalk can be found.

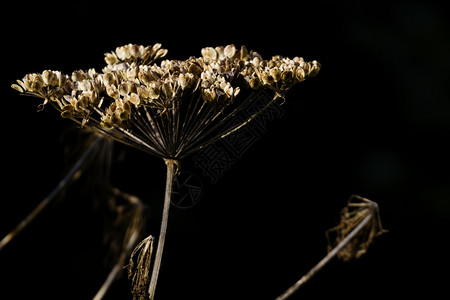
[148,158,177,299]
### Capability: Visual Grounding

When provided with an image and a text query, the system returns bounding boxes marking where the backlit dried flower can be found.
[12,43,320,160]
[11,43,321,300]
[326,195,386,262]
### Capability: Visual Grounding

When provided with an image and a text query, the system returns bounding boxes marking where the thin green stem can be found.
[148,158,177,299]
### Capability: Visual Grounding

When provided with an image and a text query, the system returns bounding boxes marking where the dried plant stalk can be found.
[93,189,145,300]
[0,136,103,251]
[276,195,386,300]
[148,158,177,299]
[123,159,176,300]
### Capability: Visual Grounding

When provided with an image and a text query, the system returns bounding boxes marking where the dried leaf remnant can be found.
[326,194,387,262]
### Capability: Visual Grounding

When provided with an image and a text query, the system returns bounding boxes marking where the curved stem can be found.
[93,190,144,300]
[148,158,176,299]
[0,136,103,252]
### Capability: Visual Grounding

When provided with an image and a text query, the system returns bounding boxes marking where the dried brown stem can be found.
[275,195,385,300]
[93,190,145,300]
[0,136,103,252]
[148,158,177,299]
[275,213,372,300]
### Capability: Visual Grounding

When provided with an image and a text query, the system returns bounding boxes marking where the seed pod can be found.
[11,82,24,93]
[106,85,120,99]
[295,67,306,82]
[308,60,321,77]
[72,70,87,82]
[281,69,293,82]
[128,93,141,106]
[119,82,130,96]
[100,115,114,129]
[148,81,161,99]
[161,81,173,98]
[223,83,234,98]
[188,63,202,76]
[178,73,189,90]
[240,45,249,60]
[261,72,275,85]
[137,85,150,100]
[130,44,143,59]
[88,91,99,106]
[30,81,43,92]
[42,70,58,86]
[126,67,137,80]
[60,105,74,118]
[155,48,168,60]
[202,87,216,101]
[118,109,130,121]
[56,72,67,88]
[215,46,225,59]
[104,52,119,65]
[224,44,237,59]
[270,68,282,82]
[139,71,153,85]
[201,47,217,59]
[152,43,162,52]
[103,72,116,86]
[249,76,262,90]
[23,74,44,92]
[116,44,132,60]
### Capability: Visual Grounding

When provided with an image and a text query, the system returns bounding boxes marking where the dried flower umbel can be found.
[276,195,386,300]
[12,43,319,159]
[11,43,320,299]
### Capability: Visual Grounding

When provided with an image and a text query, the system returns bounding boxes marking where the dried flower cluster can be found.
[326,195,386,262]
[12,43,320,159]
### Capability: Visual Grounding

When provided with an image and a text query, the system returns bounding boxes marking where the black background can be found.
[1,1,449,299]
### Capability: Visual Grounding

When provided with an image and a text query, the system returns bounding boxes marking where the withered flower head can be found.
[326,195,386,262]
[11,43,321,300]
[12,43,320,159]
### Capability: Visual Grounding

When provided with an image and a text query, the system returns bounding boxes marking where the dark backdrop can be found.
[1,1,449,299]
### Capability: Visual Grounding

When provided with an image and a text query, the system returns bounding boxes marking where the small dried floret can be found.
[223,44,237,59]
[42,70,59,86]
[24,73,44,92]
[105,52,119,65]
[201,47,217,59]
[105,43,168,66]
[309,60,321,77]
